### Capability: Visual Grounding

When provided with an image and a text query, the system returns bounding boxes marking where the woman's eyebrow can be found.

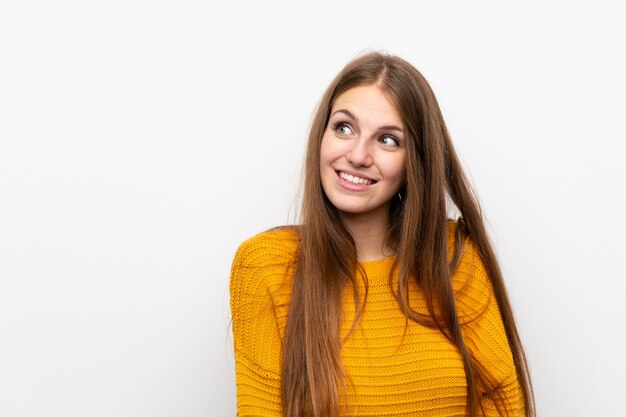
[331,109,358,121]
[330,109,404,133]
[378,125,404,133]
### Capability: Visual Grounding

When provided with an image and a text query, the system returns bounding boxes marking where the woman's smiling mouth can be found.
[336,170,377,185]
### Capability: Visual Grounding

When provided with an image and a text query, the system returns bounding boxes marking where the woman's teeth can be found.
[338,171,374,185]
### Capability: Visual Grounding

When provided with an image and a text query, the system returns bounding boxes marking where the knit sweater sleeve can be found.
[454,240,525,417]
[229,230,296,417]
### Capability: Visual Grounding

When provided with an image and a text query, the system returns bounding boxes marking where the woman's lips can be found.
[337,170,375,185]
[335,170,376,190]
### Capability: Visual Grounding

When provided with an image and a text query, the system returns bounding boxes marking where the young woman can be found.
[230,52,535,417]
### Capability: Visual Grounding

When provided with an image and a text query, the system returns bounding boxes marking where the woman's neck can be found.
[340,206,393,262]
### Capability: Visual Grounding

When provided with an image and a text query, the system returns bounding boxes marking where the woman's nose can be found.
[346,138,373,167]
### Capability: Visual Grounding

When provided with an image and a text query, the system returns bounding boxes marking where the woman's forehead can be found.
[331,85,404,128]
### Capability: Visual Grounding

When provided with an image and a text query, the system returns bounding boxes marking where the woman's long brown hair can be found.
[281,52,535,417]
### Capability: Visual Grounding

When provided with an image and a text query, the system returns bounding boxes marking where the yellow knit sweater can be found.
[230,225,524,416]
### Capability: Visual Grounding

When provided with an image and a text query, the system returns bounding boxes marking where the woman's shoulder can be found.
[445,218,484,275]
[231,226,299,270]
[230,226,299,312]
[446,219,494,319]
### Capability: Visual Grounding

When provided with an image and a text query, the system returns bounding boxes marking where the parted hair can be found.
[281,52,534,417]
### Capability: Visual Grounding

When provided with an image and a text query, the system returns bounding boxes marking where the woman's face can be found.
[320,84,407,221]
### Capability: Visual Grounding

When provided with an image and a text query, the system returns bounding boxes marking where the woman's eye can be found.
[379,135,399,147]
[335,123,353,136]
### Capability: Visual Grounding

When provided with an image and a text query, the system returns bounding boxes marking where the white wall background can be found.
[1,1,624,416]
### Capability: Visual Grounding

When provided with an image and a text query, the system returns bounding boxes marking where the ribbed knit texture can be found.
[230,225,524,416]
